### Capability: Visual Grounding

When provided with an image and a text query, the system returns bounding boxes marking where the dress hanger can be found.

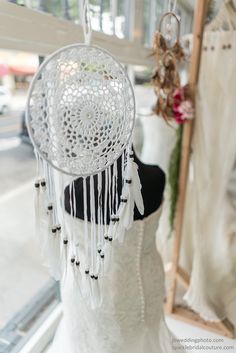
[206,0,236,31]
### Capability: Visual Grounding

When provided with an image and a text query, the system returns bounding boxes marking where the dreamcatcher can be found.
[26,0,143,308]
[152,9,193,124]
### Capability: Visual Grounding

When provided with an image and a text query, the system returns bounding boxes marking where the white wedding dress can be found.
[49,207,185,353]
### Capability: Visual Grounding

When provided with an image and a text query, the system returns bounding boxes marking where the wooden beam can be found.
[165,263,190,291]
[176,266,190,290]
[166,0,209,314]
[165,305,235,339]
[0,1,153,67]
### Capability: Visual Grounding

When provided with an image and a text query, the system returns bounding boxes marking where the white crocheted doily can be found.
[27,44,135,176]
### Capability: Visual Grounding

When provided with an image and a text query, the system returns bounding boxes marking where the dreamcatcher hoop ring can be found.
[159,11,180,48]
[26,44,136,177]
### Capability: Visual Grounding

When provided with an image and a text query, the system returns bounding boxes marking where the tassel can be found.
[118,184,134,230]
[95,244,103,275]
[130,159,144,215]
[91,276,101,309]
[118,154,144,231]
[34,179,41,240]
[62,237,69,283]
[71,246,82,295]
[103,235,113,273]
[71,254,81,292]
[37,179,48,241]
[99,251,105,276]
[81,268,91,298]
[75,258,82,287]
[47,225,62,281]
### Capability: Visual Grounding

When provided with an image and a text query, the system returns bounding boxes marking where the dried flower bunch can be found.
[151,12,193,124]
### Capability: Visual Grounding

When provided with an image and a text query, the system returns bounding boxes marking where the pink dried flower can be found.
[172,87,194,124]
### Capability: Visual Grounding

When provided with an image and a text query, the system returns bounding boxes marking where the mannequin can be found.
[64,148,165,223]
[49,149,186,353]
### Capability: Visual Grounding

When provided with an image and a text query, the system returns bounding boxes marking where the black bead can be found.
[112,217,119,223]
[57,225,61,231]
[90,274,95,279]
[108,237,113,242]
[121,198,128,203]
[100,254,105,259]
[34,182,40,188]
[85,270,89,275]
[41,180,46,187]
[75,261,80,266]
[63,239,68,245]
[47,204,53,211]
[104,235,109,240]
[94,275,98,280]
[98,249,102,254]
[51,227,57,234]
[125,179,132,184]
[71,258,75,264]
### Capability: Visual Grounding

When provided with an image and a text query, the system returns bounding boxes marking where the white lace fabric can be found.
[49,208,185,353]
[27,44,135,176]
[182,29,236,322]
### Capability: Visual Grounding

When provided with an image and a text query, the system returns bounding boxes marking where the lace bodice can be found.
[50,207,184,353]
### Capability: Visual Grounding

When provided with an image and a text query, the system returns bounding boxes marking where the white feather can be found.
[131,160,144,215]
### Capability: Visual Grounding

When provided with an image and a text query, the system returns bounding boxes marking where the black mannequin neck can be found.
[64,148,165,223]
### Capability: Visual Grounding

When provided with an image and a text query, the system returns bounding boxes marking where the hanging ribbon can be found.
[80,0,92,45]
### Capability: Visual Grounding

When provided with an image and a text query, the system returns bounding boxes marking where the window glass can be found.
[0,49,54,343]
[11,0,130,39]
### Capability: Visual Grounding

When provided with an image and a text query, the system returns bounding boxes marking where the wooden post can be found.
[166,0,209,314]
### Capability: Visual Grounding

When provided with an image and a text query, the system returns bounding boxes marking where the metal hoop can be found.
[158,11,180,48]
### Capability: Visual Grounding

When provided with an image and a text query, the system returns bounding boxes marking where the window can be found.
[0,48,60,353]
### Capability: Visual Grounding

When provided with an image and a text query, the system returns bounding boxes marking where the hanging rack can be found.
[165,0,235,338]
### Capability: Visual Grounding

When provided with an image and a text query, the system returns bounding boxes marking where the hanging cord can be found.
[167,0,177,12]
[80,0,92,45]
